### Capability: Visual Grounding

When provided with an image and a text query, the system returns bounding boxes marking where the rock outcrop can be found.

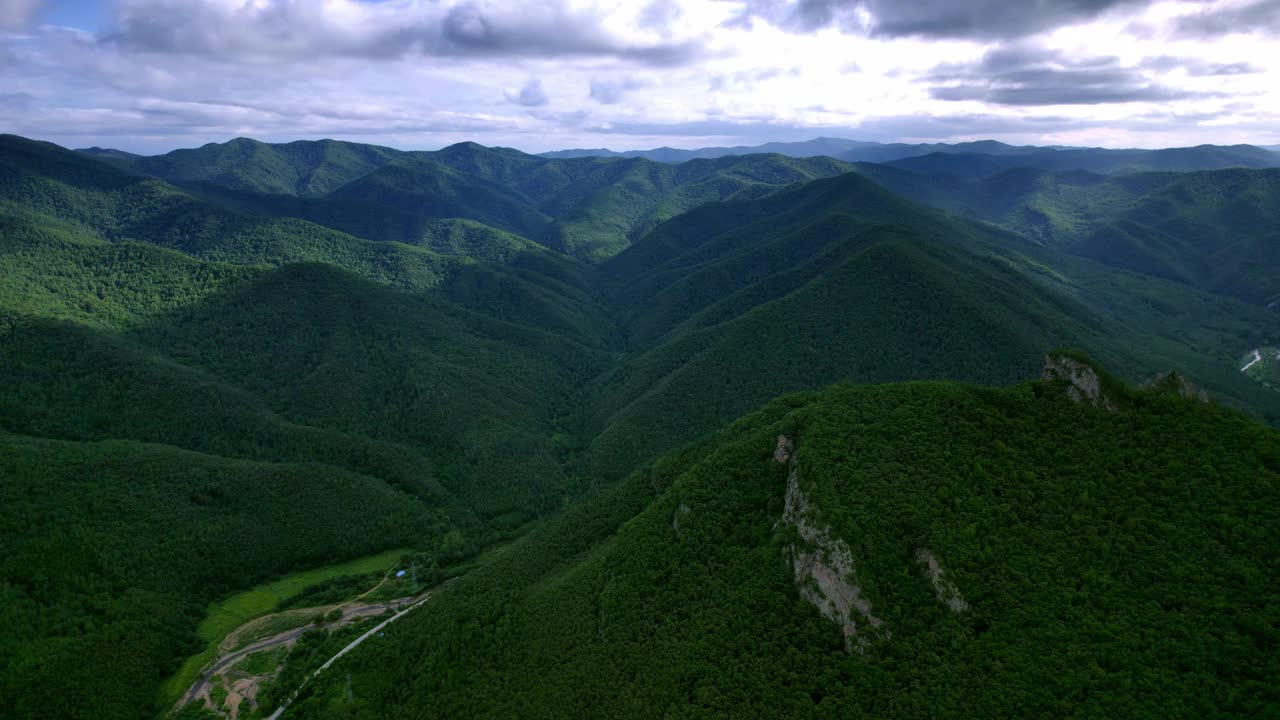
[1143,371,1210,403]
[772,434,792,464]
[671,503,690,533]
[778,436,884,652]
[1041,354,1118,411]
[916,549,968,613]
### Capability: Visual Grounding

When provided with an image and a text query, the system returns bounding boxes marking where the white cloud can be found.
[104,0,710,65]
[0,0,1276,152]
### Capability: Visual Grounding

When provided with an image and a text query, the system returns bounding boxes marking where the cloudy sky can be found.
[1,0,1278,154]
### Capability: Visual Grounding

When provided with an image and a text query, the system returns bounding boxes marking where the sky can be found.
[1,0,1278,154]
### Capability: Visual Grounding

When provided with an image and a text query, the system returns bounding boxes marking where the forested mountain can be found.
[90,137,858,260]
[0,136,614,718]
[584,171,1280,479]
[541,137,1280,174]
[116,137,407,196]
[542,137,1067,162]
[1,433,442,719]
[4,133,1280,720]
[281,362,1280,719]
[883,144,1280,178]
[855,163,1280,306]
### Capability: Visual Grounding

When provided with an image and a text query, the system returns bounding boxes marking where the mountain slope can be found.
[0,432,437,720]
[540,136,1280,175]
[102,137,859,261]
[2,133,611,345]
[885,144,1280,178]
[285,364,1280,719]
[0,134,469,290]
[6,134,1280,720]
[540,137,1052,162]
[856,163,1280,306]
[117,137,404,196]
[586,171,1280,479]
[0,139,615,719]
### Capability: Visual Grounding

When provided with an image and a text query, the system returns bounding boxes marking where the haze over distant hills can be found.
[541,137,1280,174]
[540,137,1066,162]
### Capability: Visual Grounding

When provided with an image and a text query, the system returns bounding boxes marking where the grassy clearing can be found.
[229,610,320,653]
[235,647,289,677]
[158,548,408,710]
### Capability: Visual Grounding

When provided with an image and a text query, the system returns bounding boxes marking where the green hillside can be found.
[281,363,1280,719]
[1241,347,1280,392]
[885,144,1280,178]
[1,134,610,343]
[4,134,1280,720]
[101,137,858,261]
[120,137,405,196]
[541,137,1280,172]
[0,433,437,720]
[857,163,1280,306]
[0,138,612,719]
[587,172,1280,479]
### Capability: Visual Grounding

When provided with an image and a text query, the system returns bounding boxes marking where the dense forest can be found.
[2,133,1279,719]
[283,366,1280,719]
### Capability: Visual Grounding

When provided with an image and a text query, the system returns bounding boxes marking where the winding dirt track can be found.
[266,587,443,720]
[180,626,311,708]
[178,598,421,713]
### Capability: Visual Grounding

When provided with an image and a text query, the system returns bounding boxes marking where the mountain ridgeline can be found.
[2,132,1279,719]
[542,136,1280,173]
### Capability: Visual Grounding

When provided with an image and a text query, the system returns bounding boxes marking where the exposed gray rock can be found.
[780,442,884,652]
[1041,354,1117,411]
[916,549,968,613]
[1143,371,1210,403]
[671,503,690,533]
[773,434,793,464]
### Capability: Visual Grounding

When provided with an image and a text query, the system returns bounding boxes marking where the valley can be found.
[159,548,410,712]
[178,584,437,720]
[2,132,1278,720]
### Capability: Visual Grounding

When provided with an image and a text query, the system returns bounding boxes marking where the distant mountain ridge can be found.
[851,161,1280,306]
[542,137,1280,176]
[74,136,859,260]
[883,144,1280,178]
[539,137,1059,163]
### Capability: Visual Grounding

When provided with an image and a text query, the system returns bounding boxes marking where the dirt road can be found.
[178,597,422,714]
[266,589,439,720]
[179,626,311,709]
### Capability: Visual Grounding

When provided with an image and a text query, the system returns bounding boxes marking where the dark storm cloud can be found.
[729,0,1157,39]
[102,0,708,66]
[1174,0,1280,37]
[508,78,549,107]
[589,77,648,104]
[926,45,1217,106]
